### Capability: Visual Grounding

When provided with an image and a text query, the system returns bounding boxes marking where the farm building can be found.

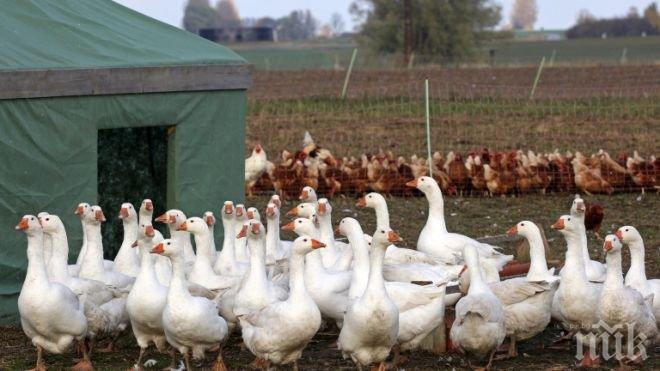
[0,0,250,323]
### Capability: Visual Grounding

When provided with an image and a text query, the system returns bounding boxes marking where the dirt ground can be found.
[248,65,660,100]
[2,193,658,370]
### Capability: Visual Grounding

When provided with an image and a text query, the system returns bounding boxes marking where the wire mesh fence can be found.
[246,66,659,199]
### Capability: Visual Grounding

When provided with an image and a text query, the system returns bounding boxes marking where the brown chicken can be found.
[584,202,605,240]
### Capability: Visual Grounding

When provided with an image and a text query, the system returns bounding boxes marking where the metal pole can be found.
[620,47,628,65]
[549,49,556,67]
[529,56,545,99]
[425,79,432,177]
[341,48,358,98]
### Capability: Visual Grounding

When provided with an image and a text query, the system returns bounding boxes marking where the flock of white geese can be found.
[16,176,659,370]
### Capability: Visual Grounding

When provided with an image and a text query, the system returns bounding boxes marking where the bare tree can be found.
[330,13,345,35]
[510,0,537,30]
[627,6,639,18]
[576,9,596,25]
[215,0,241,28]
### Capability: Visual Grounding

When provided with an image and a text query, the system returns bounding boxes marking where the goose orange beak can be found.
[145,225,155,237]
[15,218,28,231]
[144,200,153,211]
[551,218,565,230]
[155,213,169,223]
[459,265,468,276]
[95,210,106,222]
[334,226,342,235]
[131,240,138,248]
[311,239,326,249]
[119,207,129,219]
[224,204,233,215]
[286,208,298,217]
[251,222,261,234]
[405,179,418,188]
[254,144,262,154]
[356,197,367,208]
[236,208,244,217]
[247,210,254,219]
[615,230,623,240]
[75,205,84,216]
[299,190,308,200]
[603,240,613,252]
[205,216,214,227]
[271,196,281,208]
[151,242,164,254]
[266,206,275,217]
[387,230,403,243]
[237,225,248,238]
[507,225,518,236]
[317,203,327,215]
[282,221,295,232]
[177,221,188,231]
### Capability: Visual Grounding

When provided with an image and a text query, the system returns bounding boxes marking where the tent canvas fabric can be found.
[0,0,249,324]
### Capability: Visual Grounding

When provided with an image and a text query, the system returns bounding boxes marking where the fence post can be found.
[425,79,433,177]
[620,47,628,65]
[529,56,545,99]
[549,49,556,67]
[341,48,358,98]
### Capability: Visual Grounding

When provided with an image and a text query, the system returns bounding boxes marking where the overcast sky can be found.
[114,0,654,31]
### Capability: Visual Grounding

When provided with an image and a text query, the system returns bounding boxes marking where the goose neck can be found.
[364,244,387,298]
[247,236,267,281]
[168,254,191,301]
[25,232,49,286]
[525,230,550,281]
[47,229,71,281]
[604,250,624,290]
[562,232,588,281]
[627,241,646,277]
[266,217,280,254]
[81,222,105,272]
[288,252,307,301]
[76,218,87,266]
[121,217,138,245]
[425,188,447,233]
[192,230,212,267]
[372,202,391,230]
[347,230,370,299]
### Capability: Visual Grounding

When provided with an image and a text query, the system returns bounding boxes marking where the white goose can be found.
[283,217,350,327]
[155,209,196,266]
[113,203,140,277]
[551,215,603,368]
[357,192,446,265]
[78,206,134,292]
[265,202,291,264]
[68,203,113,277]
[298,186,318,205]
[407,176,513,278]
[126,224,168,368]
[39,214,116,306]
[152,239,229,371]
[238,236,323,369]
[338,227,400,369]
[179,217,241,292]
[16,215,90,371]
[234,220,288,316]
[234,204,250,263]
[450,244,506,369]
[616,226,660,325]
[214,201,248,277]
[203,211,218,263]
[570,195,606,282]
[287,200,352,271]
[339,218,448,358]
[460,221,559,359]
[598,234,657,363]
[247,206,261,222]
[138,199,172,286]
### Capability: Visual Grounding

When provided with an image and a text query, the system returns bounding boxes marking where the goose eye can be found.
[301,205,304,208]
[421,178,425,182]
[46,218,50,221]
[380,230,385,234]
[190,220,194,223]
[520,223,524,226]
[625,228,629,232]
[303,238,308,242]
[298,220,302,223]
[567,217,571,221]
[167,242,171,245]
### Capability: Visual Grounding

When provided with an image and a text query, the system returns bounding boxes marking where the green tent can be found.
[0,0,250,324]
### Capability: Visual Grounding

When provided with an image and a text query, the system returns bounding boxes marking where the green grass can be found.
[230,36,660,70]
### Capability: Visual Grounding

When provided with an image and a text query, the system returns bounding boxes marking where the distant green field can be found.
[229,36,660,70]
